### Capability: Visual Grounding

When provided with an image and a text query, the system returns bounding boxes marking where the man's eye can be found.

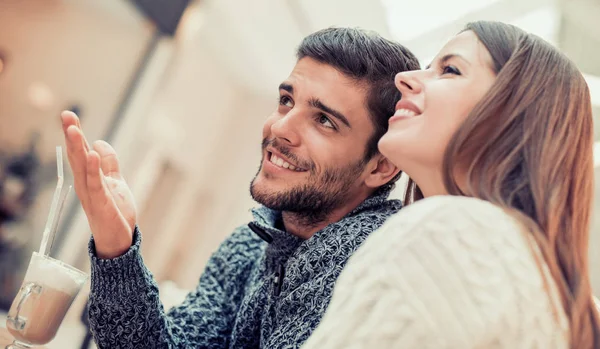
[317,114,335,129]
[279,96,294,108]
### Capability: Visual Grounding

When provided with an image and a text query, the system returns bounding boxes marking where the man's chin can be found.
[250,188,277,209]
[252,171,298,188]
[250,180,291,209]
[249,177,268,203]
[250,181,275,203]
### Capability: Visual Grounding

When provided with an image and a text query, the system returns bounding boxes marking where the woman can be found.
[302,21,600,348]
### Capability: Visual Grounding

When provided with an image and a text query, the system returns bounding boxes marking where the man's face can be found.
[250,57,376,223]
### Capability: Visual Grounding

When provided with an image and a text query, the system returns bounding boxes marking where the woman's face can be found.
[378,30,497,196]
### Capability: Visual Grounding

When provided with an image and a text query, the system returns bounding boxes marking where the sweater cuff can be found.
[88,227,154,301]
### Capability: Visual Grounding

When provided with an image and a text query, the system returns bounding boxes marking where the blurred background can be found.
[0,0,598,347]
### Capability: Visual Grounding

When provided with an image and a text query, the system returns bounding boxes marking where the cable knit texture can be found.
[302,196,569,349]
[87,185,401,348]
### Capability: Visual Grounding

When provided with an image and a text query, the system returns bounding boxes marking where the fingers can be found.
[62,110,94,209]
[61,110,77,134]
[86,151,123,229]
[61,111,121,221]
[86,150,113,210]
[86,151,104,195]
[65,125,90,208]
[61,110,90,151]
[93,140,121,178]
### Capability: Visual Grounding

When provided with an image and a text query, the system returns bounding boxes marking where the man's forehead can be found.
[284,58,369,116]
[290,57,347,79]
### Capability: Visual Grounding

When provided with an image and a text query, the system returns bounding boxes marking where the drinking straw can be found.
[38,146,65,256]
[48,185,72,254]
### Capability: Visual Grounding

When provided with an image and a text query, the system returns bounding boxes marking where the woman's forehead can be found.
[435,31,494,70]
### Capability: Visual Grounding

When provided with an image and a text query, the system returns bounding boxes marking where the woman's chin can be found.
[378,134,405,167]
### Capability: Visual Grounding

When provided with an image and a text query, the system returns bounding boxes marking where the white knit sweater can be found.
[302,196,569,349]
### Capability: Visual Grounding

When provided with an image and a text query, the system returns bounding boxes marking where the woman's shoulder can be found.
[362,196,565,306]
[315,195,569,348]
[397,195,515,224]
[377,195,523,243]
[353,196,537,271]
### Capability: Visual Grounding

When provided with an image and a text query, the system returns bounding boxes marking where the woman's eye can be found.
[317,114,335,129]
[441,65,461,75]
[279,96,294,108]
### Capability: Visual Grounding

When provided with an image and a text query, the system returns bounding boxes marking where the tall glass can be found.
[5,252,87,348]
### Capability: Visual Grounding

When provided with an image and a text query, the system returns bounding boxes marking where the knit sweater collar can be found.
[250,183,396,257]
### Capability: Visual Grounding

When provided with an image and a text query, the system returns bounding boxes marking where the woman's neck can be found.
[412,171,449,198]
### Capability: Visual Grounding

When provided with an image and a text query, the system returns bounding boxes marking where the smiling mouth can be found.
[393,108,421,118]
[268,152,307,172]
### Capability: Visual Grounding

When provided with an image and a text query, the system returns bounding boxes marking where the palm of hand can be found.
[61,111,138,259]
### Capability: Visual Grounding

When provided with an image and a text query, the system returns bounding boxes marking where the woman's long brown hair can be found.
[404,21,600,348]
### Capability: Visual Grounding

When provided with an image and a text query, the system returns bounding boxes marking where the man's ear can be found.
[363,154,400,189]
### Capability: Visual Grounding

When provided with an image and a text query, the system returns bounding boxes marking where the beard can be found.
[250,139,366,227]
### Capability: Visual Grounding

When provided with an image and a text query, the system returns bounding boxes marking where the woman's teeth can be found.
[394,108,418,118]
[270,153,303,171]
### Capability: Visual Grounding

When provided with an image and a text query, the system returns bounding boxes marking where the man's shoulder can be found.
[349,198,403,223]
[374,198,403,215]
[215,224,267,260]
[202,224,266,281]
[317,199,403,246]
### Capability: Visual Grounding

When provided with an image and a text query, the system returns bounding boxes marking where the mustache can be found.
[262,138,314,171]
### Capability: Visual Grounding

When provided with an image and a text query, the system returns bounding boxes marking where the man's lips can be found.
[265,149,307,172]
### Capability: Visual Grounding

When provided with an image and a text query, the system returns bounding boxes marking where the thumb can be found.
[93,140,121,178]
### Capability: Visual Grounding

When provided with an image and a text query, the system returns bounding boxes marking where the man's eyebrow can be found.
[308,97,351,128]
[279,83,293,93]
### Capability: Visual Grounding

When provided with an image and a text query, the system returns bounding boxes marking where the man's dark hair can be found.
[297,27,420,165]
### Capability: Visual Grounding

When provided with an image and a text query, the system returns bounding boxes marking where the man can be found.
[61,27,420,348]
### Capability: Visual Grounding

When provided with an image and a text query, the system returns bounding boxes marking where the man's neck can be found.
[281,189,374,240]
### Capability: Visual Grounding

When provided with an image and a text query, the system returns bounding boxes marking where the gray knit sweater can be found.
[87,185,401,348]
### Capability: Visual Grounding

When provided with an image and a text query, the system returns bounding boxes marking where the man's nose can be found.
[270,110,303,146]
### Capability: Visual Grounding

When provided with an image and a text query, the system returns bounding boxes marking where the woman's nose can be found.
[395,71,423,96]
